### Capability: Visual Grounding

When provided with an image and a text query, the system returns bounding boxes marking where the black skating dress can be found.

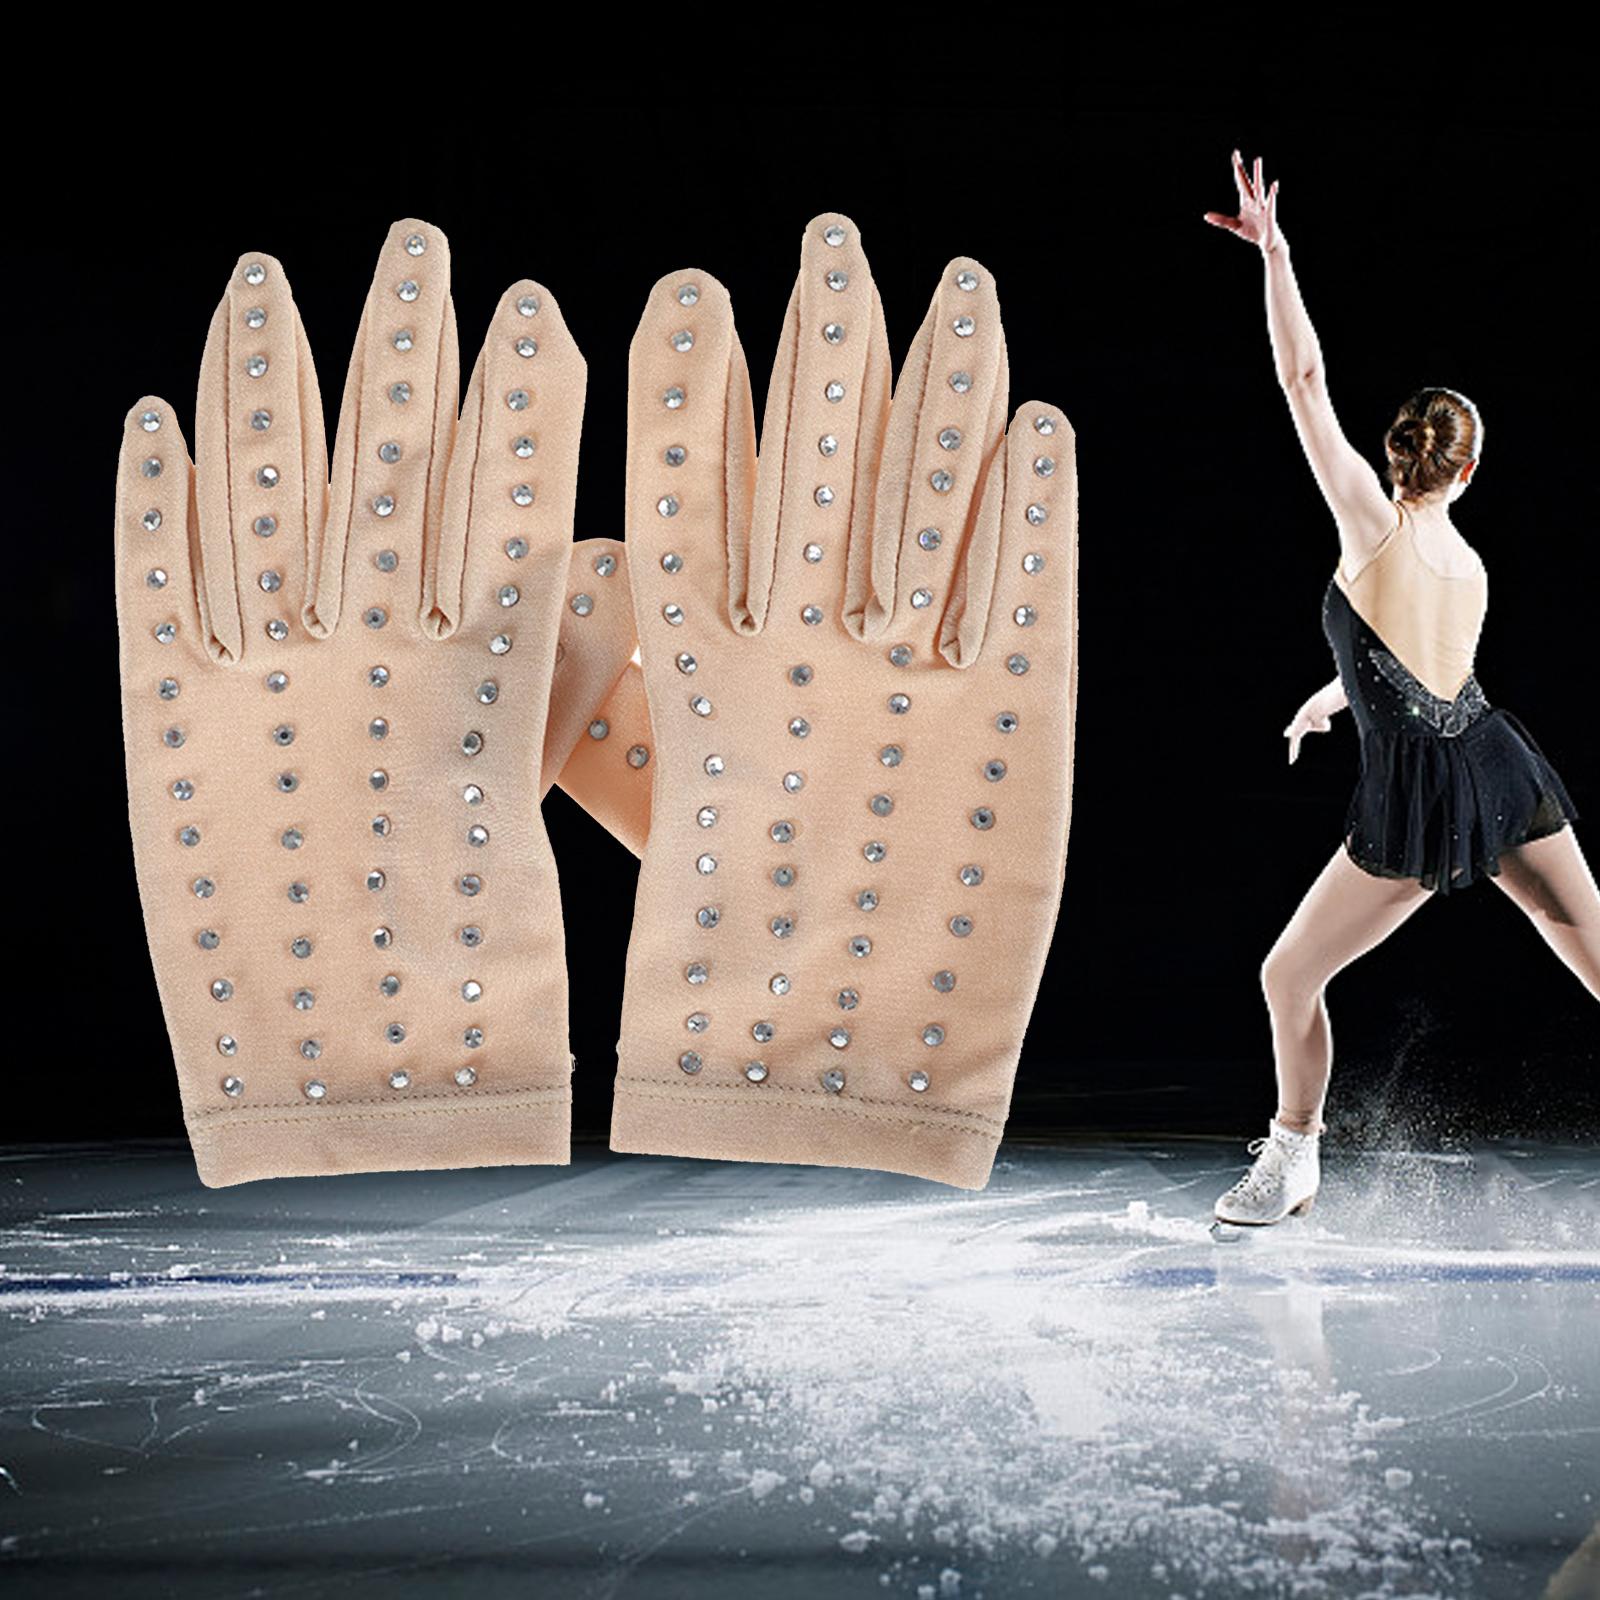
[1321,503,1579,895]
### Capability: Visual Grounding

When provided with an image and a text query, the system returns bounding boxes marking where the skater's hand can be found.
[1203,150,1281,253]
[1284,699,1335,763]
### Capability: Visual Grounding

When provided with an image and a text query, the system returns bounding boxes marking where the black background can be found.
[17,59,1597,1152]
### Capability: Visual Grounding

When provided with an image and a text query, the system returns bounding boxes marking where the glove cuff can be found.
[609,1075,1004,1190]
[185,1080,571,1187]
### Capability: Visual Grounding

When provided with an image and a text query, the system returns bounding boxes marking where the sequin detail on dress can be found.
[1365,646,1489,737]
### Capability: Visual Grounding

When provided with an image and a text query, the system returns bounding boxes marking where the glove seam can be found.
[186,1084,570,1126]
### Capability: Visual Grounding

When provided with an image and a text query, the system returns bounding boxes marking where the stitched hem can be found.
[610,1077,1003,1190]
[185,1085,571,1187]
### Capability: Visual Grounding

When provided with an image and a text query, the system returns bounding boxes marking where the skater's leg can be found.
[1488,826,1600,1000]
[1261,843,1433,1132]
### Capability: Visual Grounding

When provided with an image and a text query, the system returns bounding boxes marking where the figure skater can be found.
[1202,150,1598,1225]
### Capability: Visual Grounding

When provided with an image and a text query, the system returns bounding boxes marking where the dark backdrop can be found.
[17,64,1597,1150]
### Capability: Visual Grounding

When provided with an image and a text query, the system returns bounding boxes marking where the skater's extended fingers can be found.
[192,251,327,664]
[867,257,1008,661]
[316,219,457,640]
[627,267,755,646]
[436,278,587,640]
[116,396,207,671]
[751,212,891,641]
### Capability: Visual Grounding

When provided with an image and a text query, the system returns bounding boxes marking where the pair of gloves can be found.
[116,215,1078,1192]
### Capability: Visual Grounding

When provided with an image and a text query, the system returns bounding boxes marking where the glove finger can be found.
[315,219,457,641]
[193,250,328,664]
[869,257,1008,664]
[117,396,206,673]
[553,662,653,859]
[627,266,755,643]
[750,212,891,642]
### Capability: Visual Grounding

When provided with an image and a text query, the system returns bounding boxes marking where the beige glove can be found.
[116,219,642,1186]
[610,213,1079,1189]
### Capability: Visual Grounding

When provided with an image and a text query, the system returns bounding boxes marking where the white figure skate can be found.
[1213,1120,1320,1226]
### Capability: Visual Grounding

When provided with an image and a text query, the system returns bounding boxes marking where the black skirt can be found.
[1324,581,1580,895]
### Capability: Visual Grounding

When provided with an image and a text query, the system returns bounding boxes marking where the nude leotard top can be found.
[1332,500,1487,702]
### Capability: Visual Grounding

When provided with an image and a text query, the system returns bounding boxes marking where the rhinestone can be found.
[289,883,309,903]
[772,866,795,887]
[819,434,838,457]
[949,371,972,394]
[243,262,266,285]
[511,484,534,507]
[293,988,315,1012]
[801,606,823,626]
[490,634,513,655]
[304,1079,327,1101]
[370,770,389,791]
[385,1023,406,1044]
[670,329,694,353]
[1027,500,1052,529]
[462,980,483,1003]
[677,283,699,306]
[366,869,386,891]
[142,508,162,532]
[956,270,979,292]
[178,825,200,847]
[697,906,721,929]
[783,771,804,793]
[662,552,684,573]
[172,779,194,801]
[276,772,298,793]
[823,322,845,345]
[139,409,162,432]
[917,528,942,553]
[997,712,1020,733]
[663,603,684,625]
[821,1069,846,1094]
[594,552,617,576]
[686,1012,709,1033]
[923,1022,948,1047]
[744,1060,769,1082]
[685,963,709,985]
[515,337,538,359]
[475,681,499,707]
[301,1039,323,1060]
[142,457,163,479]
[397,279,419,303]
[463,1028,483,1048]
[458,875,481,896]
[597,727,615,748]
[157,676,180,701]
[462,731,484,756]
[363,606,388,629]
[696,854,717,875]
[663,446,687,468]
[280,828,304,851]
[675,651,698,676]
[953,316,975,338]
[888,694,911,714]
[823,224,847,246]
[627,745,650,768]
[930,470,954,493]
[888,644,912,668]
[372,815,391,836]
[259,570,282,593]
[696,807,718,829]
[679,1051,703,1075]
[825,381,846,402]
[938,428,963,451]
[369,665,391,687]
[788,717,810,738]
[971,808,995,830]
[499,585,521,608]
[506,389,530,411]
[246,354,268,379]
[467,824,489,847]
[376,549,399,573]
[221,1069,243,1093]
[210,979,233,1002]
[1007,654,1030,676]
[690,695,712,717]
[911,588,933,609]
[985,760,1007,782]
[829,1028,851,1050]
[393,330,414,353]
[655,494,681,522]
[814,485,835,507]
[770,974,791,996]
[389,383,411,406]
[869,794,893,818]
[704,754,725,777]
[266,671,290,694]
[461,927,483,948]
[162,725,184,748]
[198,929,220,949]
[513,436,535,458]
[517,294,539,316]
[266,618,288,639]
[826,270,848,292]
[155,622,176,644]
[932,970,957,993]
[950,916,974,937]
[803,543,824,564]
[857,890,879,911]
[864,841,886,863]
[389,1070,411,1090]
[849,936,872,958]
[960,865,984,886]
[146,568,168,590]
[454,1066,478,1087]
[875,746,903,770]
[1014,605,1037,627]
[1034,456,1057,480]
[292,937,313,959]
[1023,553,1047,578]
[909,1069,932,1091]
[770,915,794,939]
[663,386,685,410]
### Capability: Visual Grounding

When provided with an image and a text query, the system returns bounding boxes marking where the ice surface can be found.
[0,1140,1595,1598]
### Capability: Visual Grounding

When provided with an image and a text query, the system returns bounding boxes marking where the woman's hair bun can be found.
[1384,390,1478,499]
